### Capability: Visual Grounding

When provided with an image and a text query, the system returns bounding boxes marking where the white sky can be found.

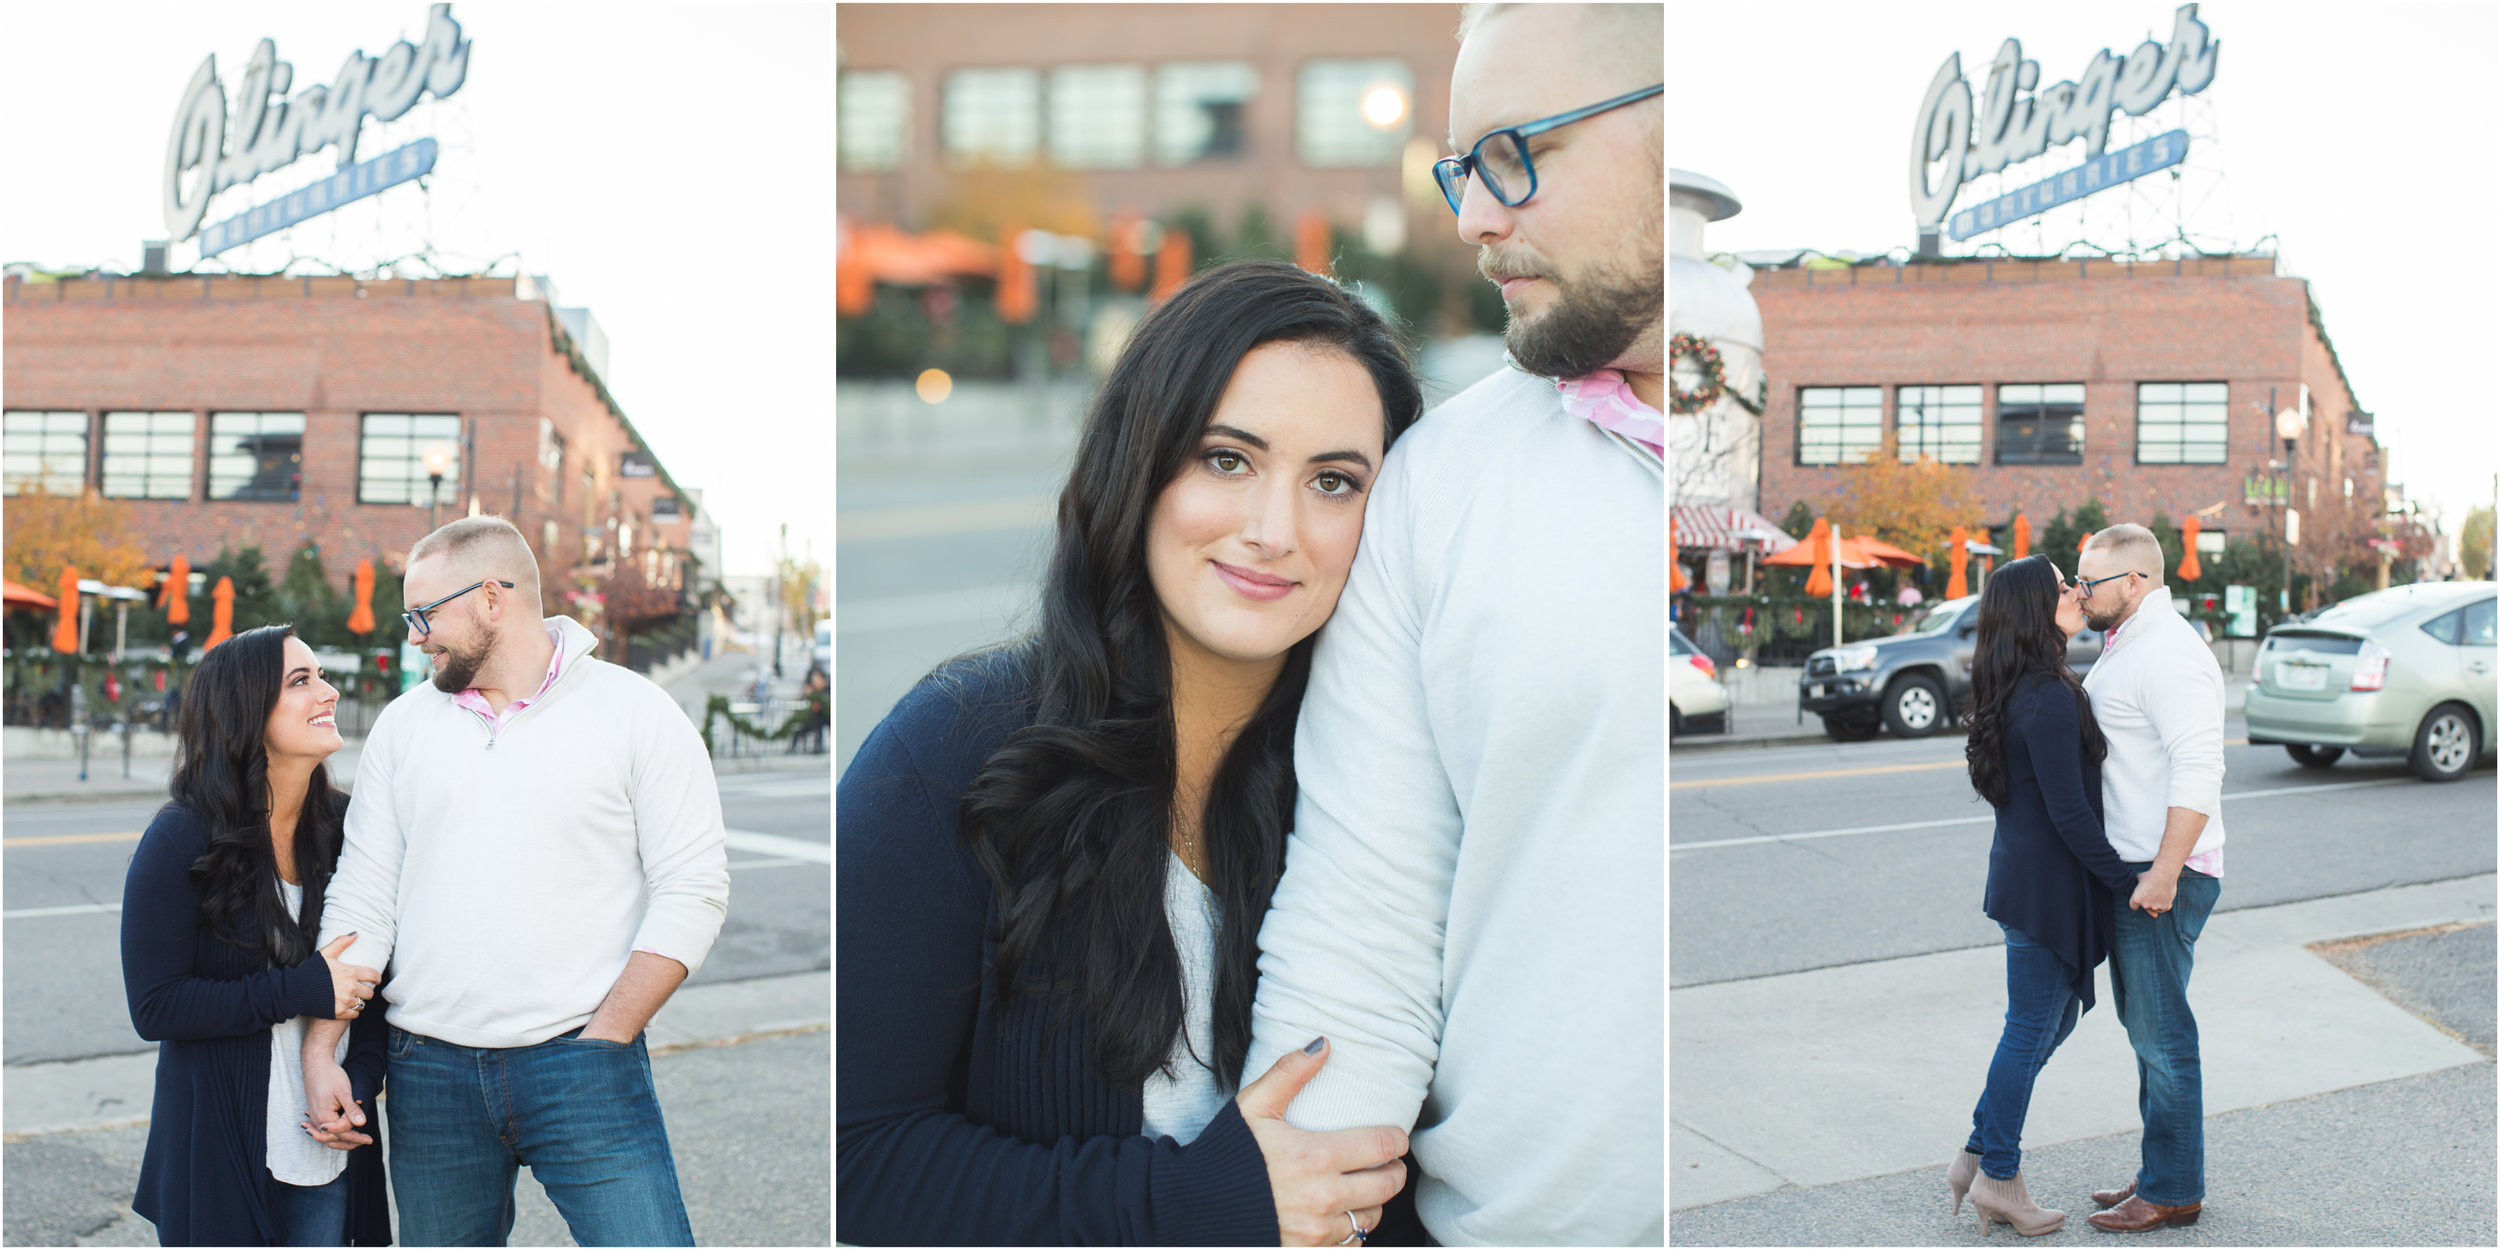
[1670,1,2500,535]
[0,2,832,578]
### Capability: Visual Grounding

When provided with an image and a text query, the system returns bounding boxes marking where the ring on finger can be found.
[1336,1210,1369,1244]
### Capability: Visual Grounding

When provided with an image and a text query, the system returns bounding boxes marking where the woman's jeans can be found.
[2109,865,2221,1206]
[1966,923,2081,1181]
[275,1171,350,1246]
[385,1025,693,1246]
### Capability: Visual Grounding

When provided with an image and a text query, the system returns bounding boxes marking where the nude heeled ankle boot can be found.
[1969,1170,2066,1236]
[1947,1147,1981,1214]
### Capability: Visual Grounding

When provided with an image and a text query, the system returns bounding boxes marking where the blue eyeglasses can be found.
[401,580,513,637]
[1433,84,1664,215]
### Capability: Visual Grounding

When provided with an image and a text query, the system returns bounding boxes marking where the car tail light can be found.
[1689,652,1716,680]
[2350,638,2390,691]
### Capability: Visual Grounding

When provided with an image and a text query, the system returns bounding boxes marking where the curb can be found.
[0,969,829,1139]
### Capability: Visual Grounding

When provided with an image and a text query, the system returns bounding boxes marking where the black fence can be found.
[707,694,829,758]
[1673,598,1927,669]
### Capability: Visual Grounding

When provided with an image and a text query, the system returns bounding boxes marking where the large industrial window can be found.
[358,414,462,505]
[1896,385,1982,464]
[1156,61,1257,165]
[1297,59,1413,167]
[1996,383,2086,466]
[2,411,89,495]
[838,70,909,172]
[99,412,197,500]
[208,412,304,502]
[2135,382,2229,464]
[942,67,1040,168]
[1048,65,1146,168]
[1796,387,1883,466]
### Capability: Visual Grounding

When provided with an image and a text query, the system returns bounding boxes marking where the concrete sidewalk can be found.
[1670,874,2495,1212]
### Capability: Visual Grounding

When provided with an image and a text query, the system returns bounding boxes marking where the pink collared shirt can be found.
[452,624,565,735]
[1556,369,1663,458]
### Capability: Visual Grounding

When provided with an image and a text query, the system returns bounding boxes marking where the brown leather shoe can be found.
[2090,1180,2135,1209]
[2087,1194,2201,1232]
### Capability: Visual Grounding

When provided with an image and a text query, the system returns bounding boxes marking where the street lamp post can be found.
[2275,407,2306,619]
[423,445,453,532]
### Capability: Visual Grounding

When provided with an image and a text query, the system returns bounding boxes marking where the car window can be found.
[2420,608,2465,646]
[1892,601,1964,637]
[1669,630,1691,655]
[2467,598,2497,646]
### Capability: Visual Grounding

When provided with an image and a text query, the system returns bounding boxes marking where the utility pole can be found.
[773,522,788,680]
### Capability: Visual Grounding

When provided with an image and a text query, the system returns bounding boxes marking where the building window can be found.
[2,411,89,495]
[2135,382,2227,464]
[358,414,462,505]
[1156,61,1257,165]
[1896,385,1981,464]
[207,412,304,502]
[1297,59,1413,168]
[652,494,682,520]
[1796,387,1883,466]
[1996,384,2086,466]
[1048,65,1146,168]
[942,67,1040,168]
[838,70,910,172]
[99,412,196,500]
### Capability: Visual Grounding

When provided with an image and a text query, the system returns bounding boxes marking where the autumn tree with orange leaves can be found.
[2,487,156,592]
[1823,435,1992,583]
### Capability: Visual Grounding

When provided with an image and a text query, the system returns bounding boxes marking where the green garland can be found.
[1669,332,1766,416]
[702,693,824,753]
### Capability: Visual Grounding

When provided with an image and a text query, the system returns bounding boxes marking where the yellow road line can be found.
[3,831,142,848]
[1672,739,2254,790]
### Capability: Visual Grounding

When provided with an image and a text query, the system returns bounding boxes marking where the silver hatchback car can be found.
[2242,581,2498,781]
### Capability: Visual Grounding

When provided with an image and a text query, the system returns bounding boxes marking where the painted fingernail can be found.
[1303,1035,1326,1054]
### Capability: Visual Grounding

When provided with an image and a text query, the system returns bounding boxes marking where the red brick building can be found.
[1750,253,2384,566]
[2,273,696,620]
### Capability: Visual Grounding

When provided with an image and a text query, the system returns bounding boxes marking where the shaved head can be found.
[2083,524,2165,581]
[1457,4,1663,118]
[405,515,543,607]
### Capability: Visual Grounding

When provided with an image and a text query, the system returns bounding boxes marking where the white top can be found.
[1243,364,1666,1245]
[2081,586,2228,869]
[1139,850,1226,1145]
[267,879,351,1185]
[317,615,732,1048]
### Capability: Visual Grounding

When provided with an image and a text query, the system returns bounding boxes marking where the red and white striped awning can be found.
[1671,504,1799,554]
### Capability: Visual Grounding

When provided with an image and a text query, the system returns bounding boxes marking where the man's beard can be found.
[1498,253,1663,381]
[428,630,498,693]
[2084,602,2124,633]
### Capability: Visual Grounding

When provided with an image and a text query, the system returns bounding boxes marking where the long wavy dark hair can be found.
[170,624,346,966]
[1965,555,2107,807]
[957,260,1424,1090]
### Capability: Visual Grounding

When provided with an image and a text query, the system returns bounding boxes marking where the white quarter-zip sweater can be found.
[2080,586,2228,867]
[1244,363,1666,1245]
[319,615,731,1048]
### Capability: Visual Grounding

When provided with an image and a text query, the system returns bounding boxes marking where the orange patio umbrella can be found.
[1109,213,1146,292]
[2178,516,2203,582]
[160,553,191,625]
[1669,516,1688,592]
[203,576,235,652]
[4,578,59,610]
[1150,225,1193,303]
[1295,211,1332,275]
[996,223,1038,325]
[2012,513,2031,560]
[51,566,81,653]
[1946,525,1970,600]
[347,558,377,636]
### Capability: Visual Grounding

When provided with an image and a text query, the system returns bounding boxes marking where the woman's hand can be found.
[300,1053,370,1150]
[1237,1038,1410,1247]
[320,933,378,1020]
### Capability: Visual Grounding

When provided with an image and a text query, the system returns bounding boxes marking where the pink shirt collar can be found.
[452,623,566,731]
[1555,369,1664,458]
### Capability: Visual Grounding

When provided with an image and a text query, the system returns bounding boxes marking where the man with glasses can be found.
[1242,4,1664,1243]
[2073,523,2226,1233]
[300,516,729,1245]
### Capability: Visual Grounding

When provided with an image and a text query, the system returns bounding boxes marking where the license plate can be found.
[1808,684,1826,698]
[2279,663,2327,691]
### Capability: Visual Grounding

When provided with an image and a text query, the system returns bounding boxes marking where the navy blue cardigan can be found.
[1983,673,2141,1011]
[122,801,391,1247]
[836,656,1278,1245]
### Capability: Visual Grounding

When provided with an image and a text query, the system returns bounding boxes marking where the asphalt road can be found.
[2,767,830,1066]
[1669,719,2498,986]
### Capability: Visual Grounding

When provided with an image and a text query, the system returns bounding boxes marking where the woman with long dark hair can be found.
[1948,555,2141,1236]
[122,625,391,1245]
[838,260,1424,1246]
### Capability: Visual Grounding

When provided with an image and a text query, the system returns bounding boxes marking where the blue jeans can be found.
[2109,864,2220,1206]
[385,1025,693,1246]
[1966,923,2082,1181]
[274,1171,350,1246]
